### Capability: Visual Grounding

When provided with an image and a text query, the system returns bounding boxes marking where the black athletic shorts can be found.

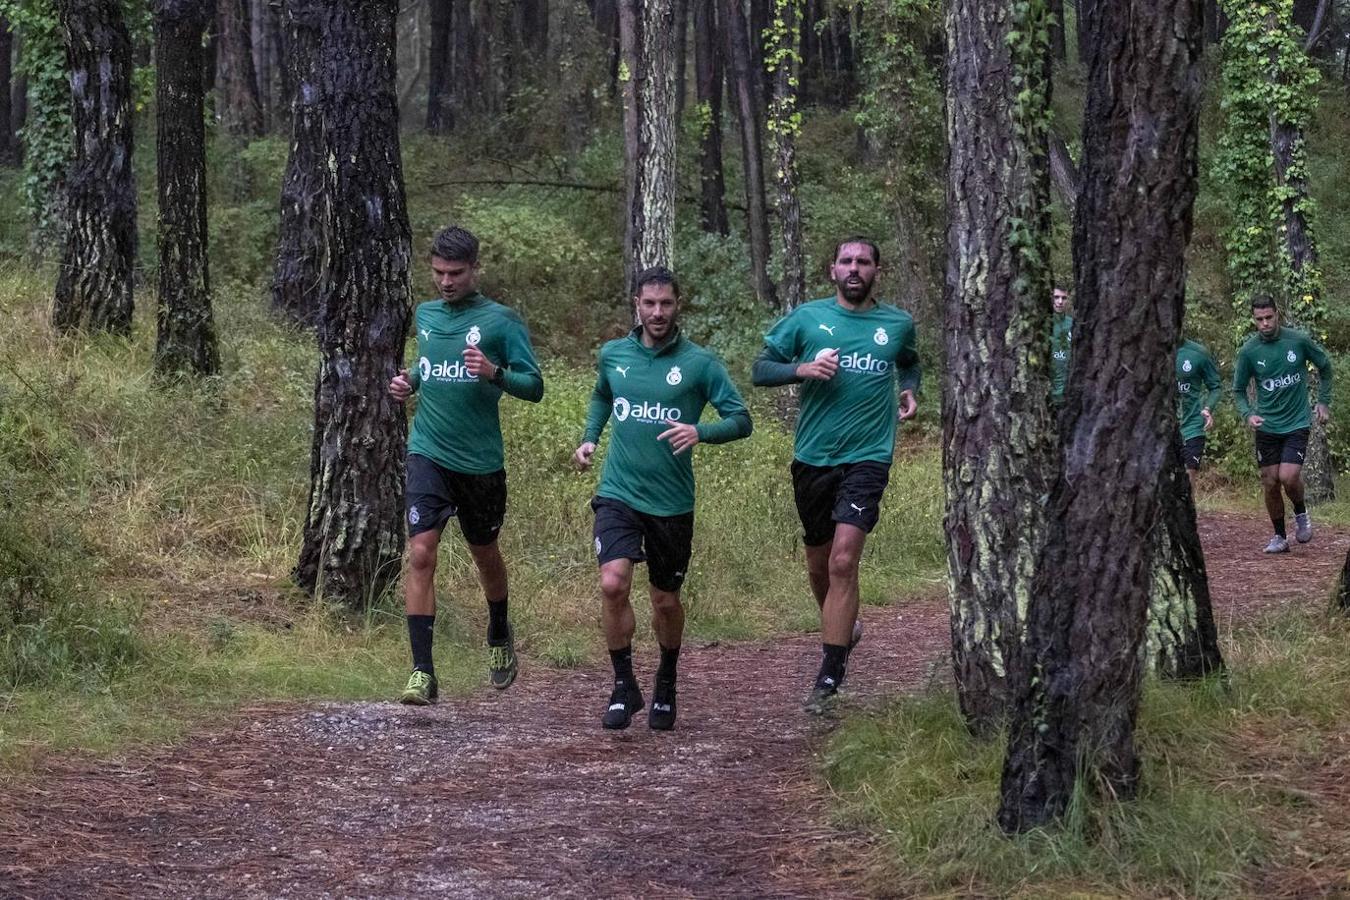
[405,453,506,545]
[1182,435,1206,471]
[591,496,694,593]
[791,459,891,547]
[1254,428,1310,469]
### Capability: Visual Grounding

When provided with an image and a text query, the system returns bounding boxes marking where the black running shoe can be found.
[804,675,839,715]
[488,625,518,690]
[649,677,677,731]
[601,680,644,730]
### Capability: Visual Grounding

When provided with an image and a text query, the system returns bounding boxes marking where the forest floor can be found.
[1,512,1347,899]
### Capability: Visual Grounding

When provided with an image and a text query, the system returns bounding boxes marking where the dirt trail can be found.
[1,513,1345,899]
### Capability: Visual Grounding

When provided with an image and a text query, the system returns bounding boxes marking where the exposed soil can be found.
[1,513,1346,899]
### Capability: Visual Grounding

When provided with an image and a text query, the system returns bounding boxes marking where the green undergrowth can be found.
[824,610,1350,898]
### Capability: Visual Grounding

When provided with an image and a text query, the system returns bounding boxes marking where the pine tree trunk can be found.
[0,17,16,166]
[426,0,451,132]
[1334,547,1350,611]
[694,0,729,235]
[1076,0,1095,62]
[154,0,218,377]
[944,0,1057,736]
[270,0,323,327]
[52,0,137,335]
[999,0,1204,832]
[1049,0,1067,59]
[216,0,264,135]
[272,3,291,126]
[722,0,776,308]
[769,0,804,312]
[1147,435,1224,679]
[294,0,412,608]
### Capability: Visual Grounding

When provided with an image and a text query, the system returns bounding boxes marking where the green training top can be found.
[1232,326,1332,435]
[1051,313,1073,402]
[407,293,544,474]
[582,328,752,517]
[755,297,920,467]
[1175,339,1222,442]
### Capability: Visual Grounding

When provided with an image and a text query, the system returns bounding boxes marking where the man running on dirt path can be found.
[751,237,920,714]
[1233,296,1332,554]
[1176,337,1222,484]
[388,226,544,704]
[573,266,752,731]
[1051,286,1072,406]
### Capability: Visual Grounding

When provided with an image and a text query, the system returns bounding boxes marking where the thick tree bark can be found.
[1048,128,1079,216]
[270,0,322,327]
[769,0,804,312]
[294,0,412,608]
[944,0,1057,736]
[693,0,728,235]
[0,17,16,166]
[722,0,776,308]
[1148,435,1224,678]
[619,0,679,300]
[215,0,263,135]
[1076,0,1095,62]
[1049,0,1067,59]
[999,0,1204,832]
[154,0,218,377]
[426,0,451,132]
[52,0,137,335]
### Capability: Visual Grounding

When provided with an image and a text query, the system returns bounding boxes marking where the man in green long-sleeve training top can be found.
[751,237,920,714]
[574,266,752,731]
[1051,286,1073,406]
[1175,337,1222,483]
[388,226,544,704]
[1232,295,1332,554]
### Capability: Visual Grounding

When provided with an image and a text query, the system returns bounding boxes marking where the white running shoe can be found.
[1294,512,1313,544]
[1263,534,1290,554]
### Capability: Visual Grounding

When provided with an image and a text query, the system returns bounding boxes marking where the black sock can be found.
[610,645,636,685]
[657,644,680,681]
[817,643,848,688]
[408,614,435,675]
[1273,517,1287,538]
[1293,500,1307,516]
[487,596,509,643]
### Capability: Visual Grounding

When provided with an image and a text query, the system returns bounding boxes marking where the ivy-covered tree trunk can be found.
[999,0,1204,832]
[944,0,1057,736]
[51,0,136,334]
[722,0,776,308]
[768,0,804,312]
[0,16,17,166]
[215,0,263,135]
[270,0,322,327]
[14,7,71,254]
[425,0,451,132]
[294,0,412,608]
[153,0,218,377]
[1148,434,1224,678]
[693,0,728,235]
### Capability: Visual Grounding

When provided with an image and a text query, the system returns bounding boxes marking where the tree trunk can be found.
[1048,128,1079,216]
[620,0,679,300]
[768,0,804,312]
[722,0,776,308]
[1076,0,1095,62]
[294,0,412,608]
[1334,547,1350,612]
[0,16,16,166]
[272,0,290,126]
[999,0,1204,832]
[216,0,264,135]
[1049,0,1067,59]
[52,0,137,335]
[1147,434,1224,678]
[270,0,323,327]
[154,0,218,377]
[588,0,621,96]
[426,0,450,132]
[694,0,728,235]
[674,0,687,117]
[944,0,1057,736]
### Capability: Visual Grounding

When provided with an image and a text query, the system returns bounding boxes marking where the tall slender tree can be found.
[999,0,1204,831]
[0,14,16,165]
[294,0,412,607]
[767,0,804,311]
[52,0,136,334]
[693,0,728,235]
[215,0,263,135]
[722,0,776,307]
[154,0,218,377]
[943,0,1057,735]
[425,0,451,132]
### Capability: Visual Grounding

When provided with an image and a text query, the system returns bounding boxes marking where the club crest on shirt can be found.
[466,325,482,346]
[874,327,889,346]
[1182,359,1192,373]
[408,506,420,525]
[1287,350,1297,363]
[666,366,682,386]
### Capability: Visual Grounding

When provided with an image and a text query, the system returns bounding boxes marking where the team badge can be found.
[1182,359,1192,373]
[1287,350,1297,363]
[418,357,431,381]
[408,506,420,525]
[666,366,682,386]
[595,537,603,555]
[466,325,482,346]
[874,327,889,346]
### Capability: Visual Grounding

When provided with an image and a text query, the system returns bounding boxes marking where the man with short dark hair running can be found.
[1232,296,1332,554]
[574,266,751,731]
[1176,337,1222,483]
[389,226,544,704]
[1051,286,1072,406]
[752,237,920,713]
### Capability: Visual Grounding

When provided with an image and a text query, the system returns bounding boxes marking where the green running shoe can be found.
[488,625,518,690]
[399,669,438,705]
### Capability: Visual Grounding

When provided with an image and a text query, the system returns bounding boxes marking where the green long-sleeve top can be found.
[1051,313,1073,402]
[406,293,544,473]
[582,328,752,516]
[752,297,920,467]
[1175,339,1222,441]
[1231,326,1332,435]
